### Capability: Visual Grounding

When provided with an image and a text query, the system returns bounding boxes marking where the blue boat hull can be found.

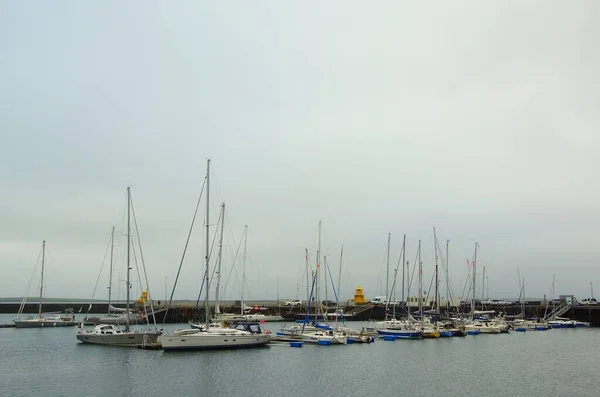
[377,329,423,339]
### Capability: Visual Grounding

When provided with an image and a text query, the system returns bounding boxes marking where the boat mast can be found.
[401,234,406,302]
[482,266,486,306]
[305,248,310,305]
[552,273,555,313]
[215,203,225,315]
[241,225,248,316]
[108,226,115,313]
[418,240,422,320]
[204,159,211,328]
[126,187,131,332]
[471,242,478,319]
[386,233,390,302]
[324,255,328,307]
[433,228,439,322]
[445,240,450,310]
[39,240,46,319]
[335,245,343,328]
[522,277,526,318]
[316,220,321,315]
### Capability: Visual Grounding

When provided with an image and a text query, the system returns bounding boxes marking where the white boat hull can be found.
[465,324,501,334]
[243,314,285,322]
[76,331,161,346]
[161,333,271,350]
[14,319,75,328]
[299,331,347,345]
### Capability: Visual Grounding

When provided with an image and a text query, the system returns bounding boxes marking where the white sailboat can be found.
[161,159,271,351]
[76,187,162,347]
[295,221,347,345]
[14,241,76,328]
[463,243,501,334]
[83,227,142,326]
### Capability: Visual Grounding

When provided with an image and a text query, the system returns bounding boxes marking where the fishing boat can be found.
[14,241,76,328]
[76,187,161,347]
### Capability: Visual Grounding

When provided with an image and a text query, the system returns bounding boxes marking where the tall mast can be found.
[482,266,486,305]
[433,228,439,319]
[401,234,406,302]
[522,277,526,317]
[215,203,225,315]
[418,240,422,319]
[471,242,478,318]
[241,225,248,315]
[316,220,321,313]
[324,255,329,307]
[204,159,211,327]
[336,245,343,327]
[386,233,391,300]
[126,187,131,332]
[39,240,46,318]
[445,240,450,310]
[108,226,115,313]
[305,248,310,305]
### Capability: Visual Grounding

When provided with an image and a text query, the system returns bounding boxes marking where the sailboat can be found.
[290,221,348,345]
[13,241,76,328]
[83,227,142,326]
[76,187,162,347]
[463,243,501,335]
[376,238,424,339]
[189,203,246,328]
[161,159,271,351]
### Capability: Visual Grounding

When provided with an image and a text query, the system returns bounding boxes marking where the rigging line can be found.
[207,208,223,292]
[459,260,471,315]
[130,196,156,327]
[194,268,207,312]
[17,244,44,317]
[221,226,245,299]
[407,244,420,299]
[374,237,389,298]
[162,175,206,327]
[130,234,145,320]
[86,230,113,314]
[424,266,436,310]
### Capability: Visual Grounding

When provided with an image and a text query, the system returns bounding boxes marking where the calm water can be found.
[1,313,598,397]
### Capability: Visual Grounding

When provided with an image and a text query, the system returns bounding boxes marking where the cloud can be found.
[1,1,599,302]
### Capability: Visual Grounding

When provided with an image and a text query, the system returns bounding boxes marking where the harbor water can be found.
[0,314,598,397]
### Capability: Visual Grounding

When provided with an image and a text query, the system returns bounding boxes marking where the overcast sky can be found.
[1,1,598,304]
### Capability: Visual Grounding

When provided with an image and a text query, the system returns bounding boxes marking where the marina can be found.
[0,312,598,397]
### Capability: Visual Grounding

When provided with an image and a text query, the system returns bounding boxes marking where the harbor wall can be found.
[2,302,600,326]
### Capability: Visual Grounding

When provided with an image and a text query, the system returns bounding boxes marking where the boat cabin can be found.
[229,321,265,334]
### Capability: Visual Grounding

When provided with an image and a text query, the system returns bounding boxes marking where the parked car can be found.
[285,299,302,307]
[371,296,387,305]
[579,298,598,306]
[321,300,336,308]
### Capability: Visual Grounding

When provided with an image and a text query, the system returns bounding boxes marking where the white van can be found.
[371,296,387,305]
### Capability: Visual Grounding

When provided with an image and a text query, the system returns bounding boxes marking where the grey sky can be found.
[1,1,598,303]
